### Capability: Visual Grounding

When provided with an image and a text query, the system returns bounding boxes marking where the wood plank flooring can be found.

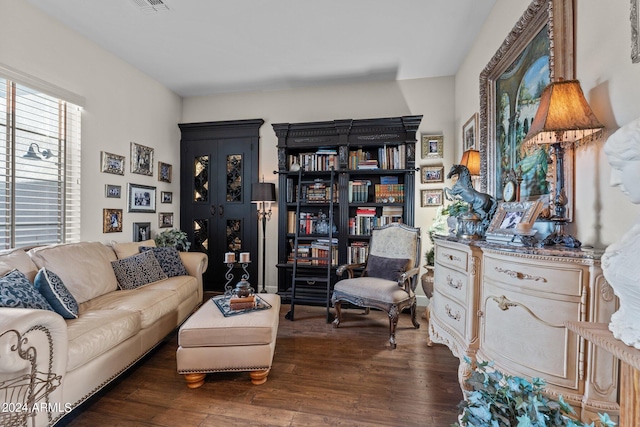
[61,303,462,427]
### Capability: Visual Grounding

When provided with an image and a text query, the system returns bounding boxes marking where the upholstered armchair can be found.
[331,223,421,348]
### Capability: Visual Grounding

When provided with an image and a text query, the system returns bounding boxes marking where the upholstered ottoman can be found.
[176,293,280,388]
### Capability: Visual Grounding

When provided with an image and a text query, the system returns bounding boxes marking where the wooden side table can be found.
[565,321,639,427]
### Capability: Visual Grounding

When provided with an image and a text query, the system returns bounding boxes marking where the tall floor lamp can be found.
[523,78,604,248]
[251,182,276,293]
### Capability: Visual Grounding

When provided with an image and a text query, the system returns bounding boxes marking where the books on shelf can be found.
[347,241,369,265]
[348,180,370,203]
[348,145,406,170]
[374,184,404,203]
[288,238,338,266]
[288,149,337,172]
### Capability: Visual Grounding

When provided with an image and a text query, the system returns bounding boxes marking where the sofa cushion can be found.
[111,250,168,290]
[144,275,198,303]
[139,246,188,277]
[28,242,119,304]
[334,276,414,303]
[34,267,79,319]
[80,288,181,329]
[0,269,54,311]
[111,239,156,259]
[66,309,141,371]
[0,248,39,283]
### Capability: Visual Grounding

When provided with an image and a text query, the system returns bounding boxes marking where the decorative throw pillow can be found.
[0,269,54,311]
[364,254,410,282]
[111,250,168,290]
[34,267,79,319]
[139,246,188,277]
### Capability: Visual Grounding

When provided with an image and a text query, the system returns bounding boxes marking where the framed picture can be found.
[420,165,444,184]
[159,212,174,228]
[103,208,123,233]
[421,135,443,159]
[100,151,125,175]
[130,142,154,176]
[633,0,640,63]
[462,113,478,151]
[479,0,574,220]
[161,191,173,203]
[133,222,151,242]
[158,162,172,183]
[421,189,444,207]
[105,184,122,198]
[485,200,544,242]
[128,183,156,213]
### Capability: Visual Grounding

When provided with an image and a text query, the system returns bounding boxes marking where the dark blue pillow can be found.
[139,246,188,277]
[0,269,54,312]
[34,268,79,319]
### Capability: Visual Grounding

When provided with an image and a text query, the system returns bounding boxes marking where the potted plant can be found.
[154,228,191,251]
[454,358,615,427]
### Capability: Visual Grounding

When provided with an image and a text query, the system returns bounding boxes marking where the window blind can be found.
[0,79,81,248]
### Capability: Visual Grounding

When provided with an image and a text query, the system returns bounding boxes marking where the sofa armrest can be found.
[0,308,68,425]
[179,251,208,301]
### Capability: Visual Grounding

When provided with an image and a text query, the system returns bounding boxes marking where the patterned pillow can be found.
[0,269,54,311]
[111,250,168,290]
[139,246,188,277]
[364,255,410,282]
[34,267,79,319]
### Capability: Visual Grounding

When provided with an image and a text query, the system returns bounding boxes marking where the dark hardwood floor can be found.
[62,303,463,427]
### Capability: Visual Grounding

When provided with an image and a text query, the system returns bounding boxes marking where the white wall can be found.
[0,0,182,244]
[183,77,456,293]
[455,0,640,247]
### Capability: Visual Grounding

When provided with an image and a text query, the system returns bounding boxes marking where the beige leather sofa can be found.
[0,240,207,427]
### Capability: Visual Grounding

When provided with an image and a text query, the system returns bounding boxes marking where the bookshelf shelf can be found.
[272,115,422,301]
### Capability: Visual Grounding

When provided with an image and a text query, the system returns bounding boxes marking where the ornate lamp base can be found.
[541,218,581,248]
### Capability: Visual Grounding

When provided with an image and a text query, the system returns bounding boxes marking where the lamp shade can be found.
[459,149,480,176]
[251,182,276,202]
[523,79,604,145]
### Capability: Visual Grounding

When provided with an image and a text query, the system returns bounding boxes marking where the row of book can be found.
[374,184,405,203]
[288,238,338,266]
[347,145,406,170]
[348,180,371,203]
[288,149,337,172]
[348,206,403,235]
[347,241,369,265]
[287,211,337,235]
[285,178,338,203]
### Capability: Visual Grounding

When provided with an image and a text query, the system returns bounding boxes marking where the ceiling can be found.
[26,0,497,98]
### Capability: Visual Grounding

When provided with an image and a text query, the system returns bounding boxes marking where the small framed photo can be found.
[103,208,123,233]
[161,191,173,203]
[158,162,172,183]
[485,200,544,242]
[159,212,174,228]
[421,135,444,159]
[421,189,444,207]
[130,142,154,176]
[105,184,122,198]
[128,183,156,213]
[462,113,478,151]
[420,165,444,184]
[133,222,151,242]
[100,151,125,175]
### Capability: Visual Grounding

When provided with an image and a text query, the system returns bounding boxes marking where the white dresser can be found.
[429,236,619,423]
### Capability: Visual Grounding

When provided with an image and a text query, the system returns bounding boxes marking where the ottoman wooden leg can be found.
[249,369,270,385]
[184,373,206,389]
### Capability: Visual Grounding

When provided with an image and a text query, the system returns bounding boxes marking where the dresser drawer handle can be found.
[445,304,461,321]
[446,275,463,290]
[443,252,462,262]
[495,267,547,282]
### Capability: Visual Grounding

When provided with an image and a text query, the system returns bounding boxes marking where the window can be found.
[0,78,81,248]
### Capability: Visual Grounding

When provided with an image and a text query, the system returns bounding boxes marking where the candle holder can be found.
[223,258,252,297]
[224,262,236,293]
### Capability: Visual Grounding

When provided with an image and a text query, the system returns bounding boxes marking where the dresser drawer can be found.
[483,253,583,296]
[432,288,467,340]
[434,264,468,305]
[436,244,468,272]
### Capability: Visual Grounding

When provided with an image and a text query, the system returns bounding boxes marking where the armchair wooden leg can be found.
[388,307,399,349]
[410,301,420,329]
[332,300,342,327]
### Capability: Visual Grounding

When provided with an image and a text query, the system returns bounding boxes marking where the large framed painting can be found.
[479,0,574,220]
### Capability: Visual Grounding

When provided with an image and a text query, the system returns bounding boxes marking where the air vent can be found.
[130,0,169,14]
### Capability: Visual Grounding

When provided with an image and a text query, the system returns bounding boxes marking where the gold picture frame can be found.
[479,0,574,220]
[158,161,172,183]
[420,165,444,184]
[421,135,443,159]
[103,208,123,233]
[421,189,444,207]
[100,151,125,175]
[159,212,174,228]
[485,199,544,242]
[130,142,154,176]
[462,113,478,151]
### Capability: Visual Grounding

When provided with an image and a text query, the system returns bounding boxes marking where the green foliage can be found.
[154,228,191,251]
[454,358,616,427]
[443,200,470,217]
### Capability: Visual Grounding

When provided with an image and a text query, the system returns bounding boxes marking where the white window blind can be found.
[0,78,81,248]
